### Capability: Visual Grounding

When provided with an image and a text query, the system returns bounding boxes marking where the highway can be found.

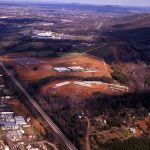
[0,62,78,150]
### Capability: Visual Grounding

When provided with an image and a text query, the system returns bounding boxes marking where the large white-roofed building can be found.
[53,67,70,72]
[14,116,27,125]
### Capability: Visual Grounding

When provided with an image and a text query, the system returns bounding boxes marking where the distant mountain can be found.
[0,2,150,14]
[50,4,150,14]
[102,13,150,64]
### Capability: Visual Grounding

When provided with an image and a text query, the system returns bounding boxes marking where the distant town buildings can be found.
[31,30,73,40]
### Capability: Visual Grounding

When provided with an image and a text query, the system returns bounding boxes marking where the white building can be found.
[129,128,136,134]
[53,67,70,72]
[15,116,27,125]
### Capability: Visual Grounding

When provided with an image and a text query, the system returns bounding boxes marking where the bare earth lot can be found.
[40,80,110,99]
[4,53,112,81]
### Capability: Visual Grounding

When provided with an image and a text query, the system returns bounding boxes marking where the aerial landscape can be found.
[0,0,150,150]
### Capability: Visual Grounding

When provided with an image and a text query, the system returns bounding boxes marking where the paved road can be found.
[0,62,78,150]
[85,43,106,53]
[33,140,58,150]
[44,141,58,150]
[85,118,91,150]
[95,22,103,30]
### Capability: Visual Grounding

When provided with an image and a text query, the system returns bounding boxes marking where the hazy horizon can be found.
[1,0,150,7]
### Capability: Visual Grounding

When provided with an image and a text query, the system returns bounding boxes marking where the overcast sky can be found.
[2,0,150,7]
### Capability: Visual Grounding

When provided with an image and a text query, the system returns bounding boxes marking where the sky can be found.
[1,0,150,7]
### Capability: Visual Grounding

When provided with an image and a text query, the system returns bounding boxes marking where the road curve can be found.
[0,62,78,150]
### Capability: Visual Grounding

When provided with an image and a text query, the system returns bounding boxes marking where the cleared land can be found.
[40,80,128,99]
[4,53,112,81]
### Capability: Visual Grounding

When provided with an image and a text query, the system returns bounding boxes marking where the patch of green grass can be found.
[112,70,130,84]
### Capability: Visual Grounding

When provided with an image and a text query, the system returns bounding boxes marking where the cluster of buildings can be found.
[26,144,48,150]
[0,112,28,131]
[0,73,49,150]
[0,95,31,150]
[31,30,73,40]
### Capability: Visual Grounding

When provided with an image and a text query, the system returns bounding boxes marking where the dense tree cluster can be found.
[86,91,150,116]
[43,95,86,149]
[103,138,150,150]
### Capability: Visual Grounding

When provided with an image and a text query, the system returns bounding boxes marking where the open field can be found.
[40,80,109,99]
[40,80,128,99]
[4,53,112,81]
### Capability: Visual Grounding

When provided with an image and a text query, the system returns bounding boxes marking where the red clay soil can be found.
[6,53,112,81]
[40,80,115,99]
